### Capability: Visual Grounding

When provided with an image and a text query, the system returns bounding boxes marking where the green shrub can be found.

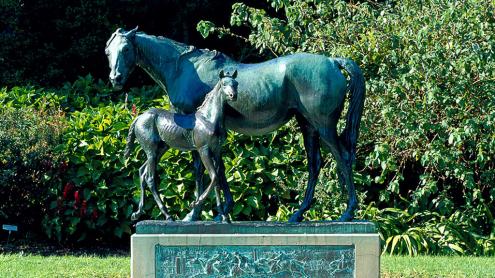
[198,0,495,254]
[362,206,495,256]
[4,0,495,253]
[40,77,167,242]
[0,104,65,236]
[0,78,165,242]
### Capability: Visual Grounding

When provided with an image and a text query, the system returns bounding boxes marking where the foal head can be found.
[218,69,238,102]
[105,27,139,90]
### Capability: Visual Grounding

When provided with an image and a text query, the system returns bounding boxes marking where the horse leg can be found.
[131,163,147,221]
[319,128,357,221]
[216,155,234,219]
[215,185,230,223]
[190,147,218,208]
[182,151,204,221]
[289,115,322,223]
[145,148,174,221]
[338,149,357,221]
[213,152,232,222]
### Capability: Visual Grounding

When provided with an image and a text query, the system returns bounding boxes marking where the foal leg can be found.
[182,151,205,221]
[131,163,148,221]
[145,147,174,221]
[190,147,218,208]
[289,115,322,223]
[319,128,357,221]
[213,153,232,222]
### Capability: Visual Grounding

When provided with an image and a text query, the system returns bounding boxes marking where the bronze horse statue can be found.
[106,27,365,222]
[124,70,238,222]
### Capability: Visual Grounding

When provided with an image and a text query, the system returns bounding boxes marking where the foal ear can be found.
[219,70,225,78]
[232,70,238,79]
[125,26,139,39]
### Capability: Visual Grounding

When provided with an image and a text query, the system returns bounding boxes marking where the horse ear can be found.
[219,70,225,78]
[125,26,139,39]
[232,70,238,79]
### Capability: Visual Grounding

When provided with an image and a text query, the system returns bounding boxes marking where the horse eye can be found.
[123,47,129,53]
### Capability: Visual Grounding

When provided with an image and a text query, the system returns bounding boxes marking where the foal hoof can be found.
[131,212,141,221]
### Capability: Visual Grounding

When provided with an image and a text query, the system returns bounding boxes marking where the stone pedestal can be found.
[131,221,380,278]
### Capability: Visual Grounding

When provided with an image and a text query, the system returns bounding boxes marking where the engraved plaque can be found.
[155,245,354,278]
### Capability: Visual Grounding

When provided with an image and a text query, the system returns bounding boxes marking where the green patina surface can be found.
[136,221,376,234]
[155,245,354,278]
[106,29,366,223]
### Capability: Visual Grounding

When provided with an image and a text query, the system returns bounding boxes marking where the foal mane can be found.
[196,81,222,112]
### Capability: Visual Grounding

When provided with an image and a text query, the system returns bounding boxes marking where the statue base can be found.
[131,221,380,278]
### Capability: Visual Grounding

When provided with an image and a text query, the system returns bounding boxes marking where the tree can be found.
[198,0,495,253]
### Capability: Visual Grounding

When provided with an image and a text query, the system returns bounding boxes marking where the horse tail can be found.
[334,58,366,164]
[124,117,138,158]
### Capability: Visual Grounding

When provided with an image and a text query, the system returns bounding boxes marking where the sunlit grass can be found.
[382,255,495,278]
[1,253,494,277]
[0,254,129,278]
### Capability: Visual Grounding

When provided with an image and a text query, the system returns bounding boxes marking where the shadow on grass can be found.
[0,239,129,257]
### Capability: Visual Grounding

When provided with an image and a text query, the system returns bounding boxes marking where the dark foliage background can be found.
[0,0,266,87]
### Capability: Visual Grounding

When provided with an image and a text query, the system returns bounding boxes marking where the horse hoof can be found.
[288,214,303,223]
[213,215,222,222]
[165,216,175,222]
[182,212,200,222]
[214,215,230,223]
[338,213,354,222]
[182,214,193,222]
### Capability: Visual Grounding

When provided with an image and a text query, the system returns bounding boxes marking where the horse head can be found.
[105,26,138,90]
[219,69,238,101]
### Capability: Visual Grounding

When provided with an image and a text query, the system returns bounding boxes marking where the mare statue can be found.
[124,70,238,222]
[106,27,366,222]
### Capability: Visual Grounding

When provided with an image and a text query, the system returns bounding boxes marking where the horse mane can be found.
[107,29,225,62]
[152,34,193,56]
[196,81,222,112]
[137,32,227,61]
[105,32,117,48]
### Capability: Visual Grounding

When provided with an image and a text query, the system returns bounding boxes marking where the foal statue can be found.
[124,70,238,222]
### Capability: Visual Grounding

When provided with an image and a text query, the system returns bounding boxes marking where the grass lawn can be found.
[0,254,129,278]
[0,253,494,277]
[382,255,495,278]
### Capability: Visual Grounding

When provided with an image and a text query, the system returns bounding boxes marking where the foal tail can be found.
[124,117,138,158]
[334,58,366,164]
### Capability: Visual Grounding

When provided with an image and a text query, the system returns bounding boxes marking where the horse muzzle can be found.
[110,75,125,90]
[225,88,237,101]
[112,83,124,91]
